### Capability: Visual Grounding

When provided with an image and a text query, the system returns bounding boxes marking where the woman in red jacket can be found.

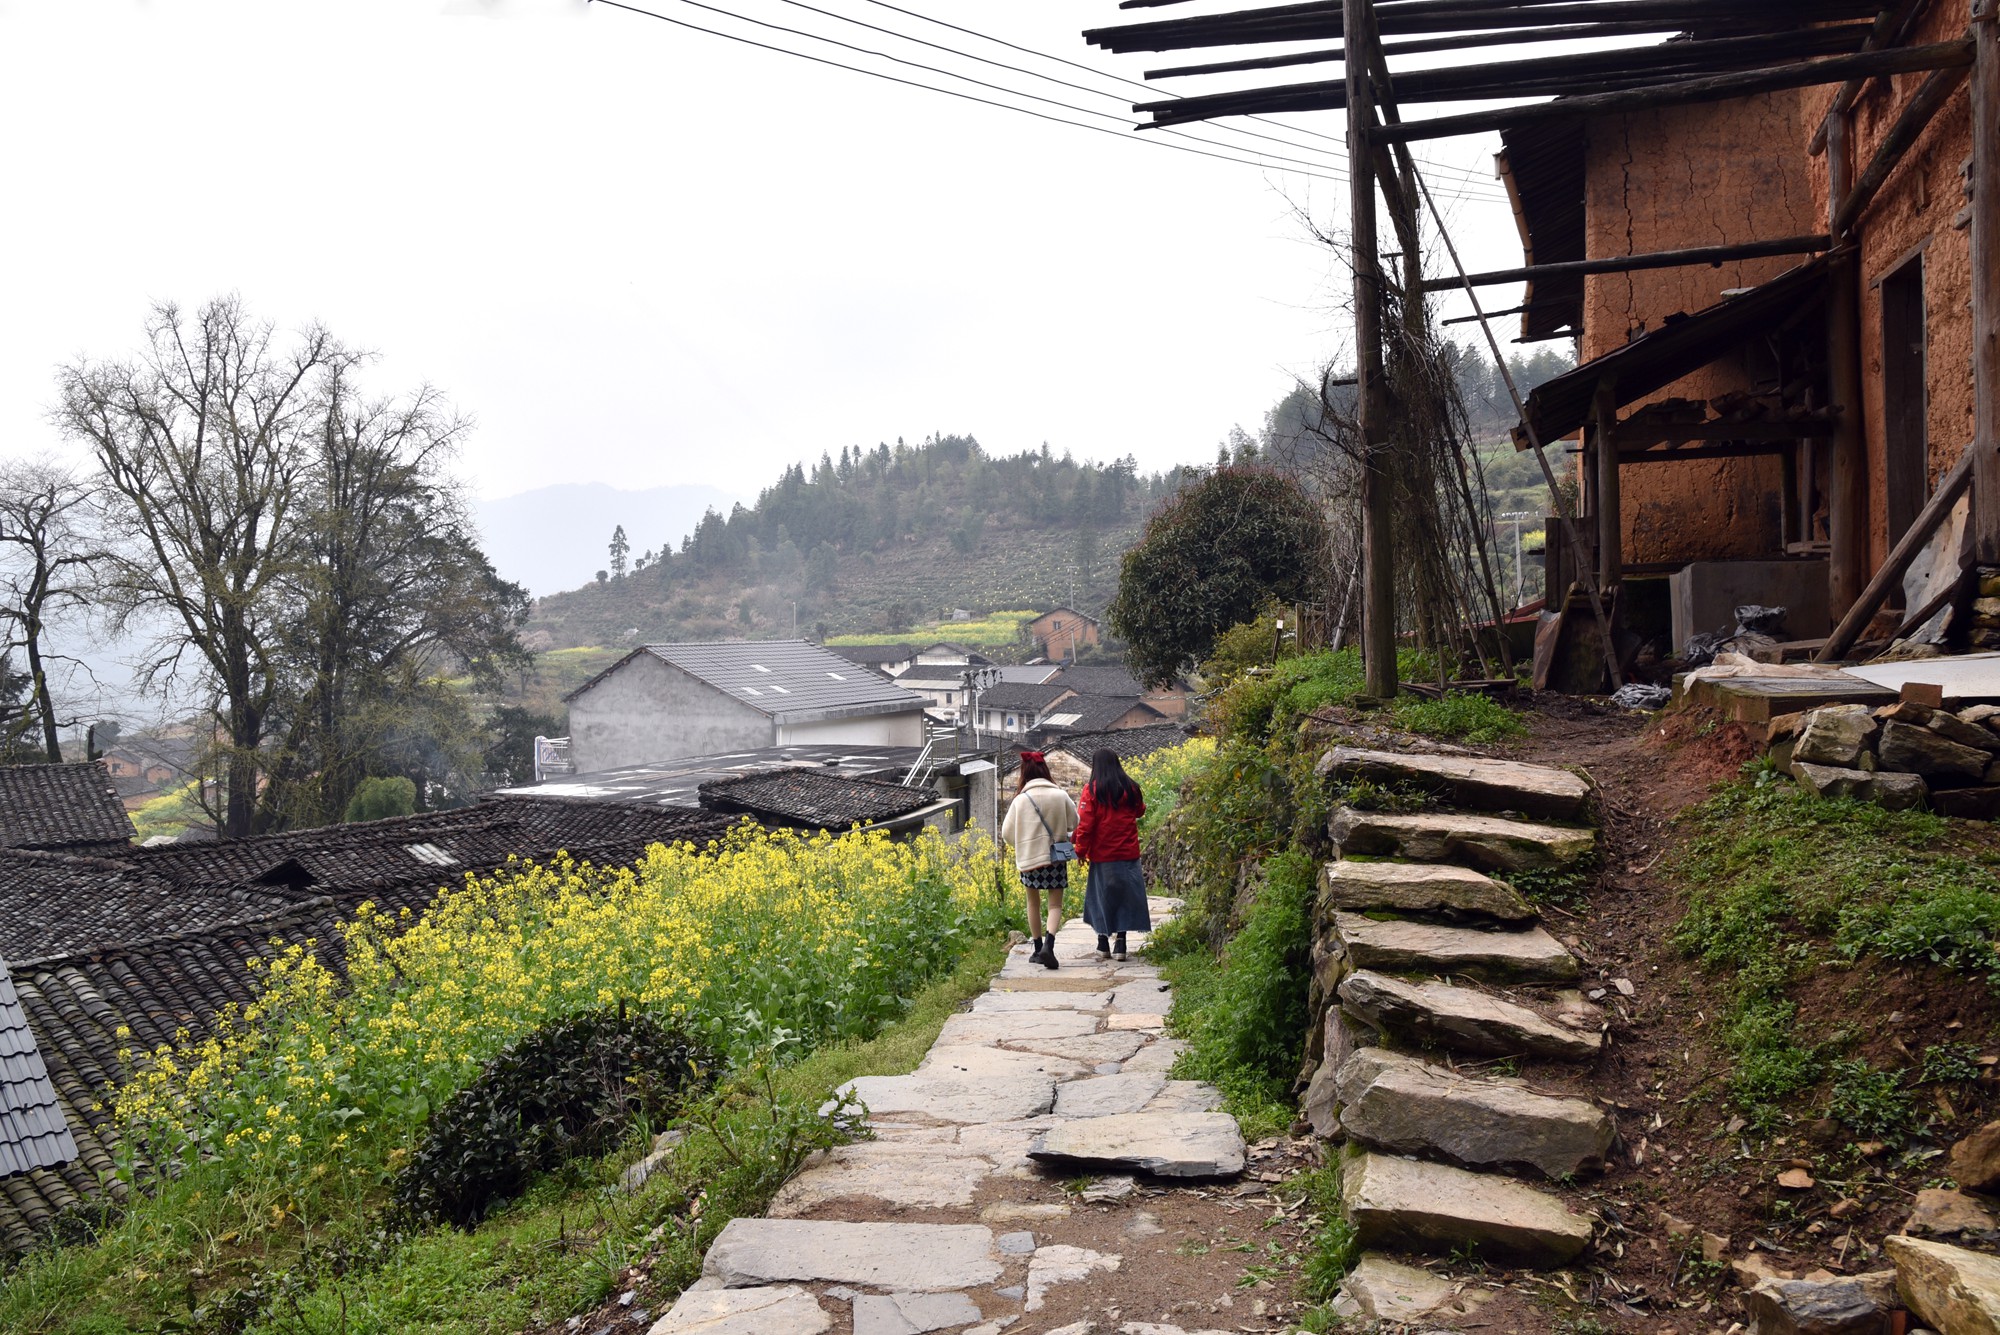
[1074,748,1151,961]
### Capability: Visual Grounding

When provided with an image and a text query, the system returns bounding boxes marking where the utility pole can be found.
[1347,0,1397,698]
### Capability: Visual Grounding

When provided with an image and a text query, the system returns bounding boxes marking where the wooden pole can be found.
[1348,0,1397,698]
[1972,0,2000,560]
[1833,63,1971,234]
[1827,116,1870,617]
[1421,235,1833,291]
[1594,379,1623,604]
[1816,445,1975,659]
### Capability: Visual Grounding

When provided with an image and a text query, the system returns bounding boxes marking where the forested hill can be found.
[525,435,1182,649]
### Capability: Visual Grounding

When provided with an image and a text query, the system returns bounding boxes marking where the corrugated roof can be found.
[0,764,135,853]
[571,641,921,721]
[0,955,75,1181]
[697,769,937,828]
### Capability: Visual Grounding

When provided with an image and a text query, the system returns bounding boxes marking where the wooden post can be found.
[1594,378,1622,605]
[1827,113,1870,615]
[1348,0,1397,698]
[1973,0,2000,560]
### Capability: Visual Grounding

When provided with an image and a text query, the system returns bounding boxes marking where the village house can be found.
[564,640,928,772]
[826,643,919,678]
[1025,606,1100,660]
[0,763,137,855]
[1490,0,1999,657]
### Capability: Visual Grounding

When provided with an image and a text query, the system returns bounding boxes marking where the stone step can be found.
[1342,1150,1593,1267]
[1317,747,1593,822]
[835,1074,1055,1125]
[1331,1049,1614,1179]
[1028,1111,1246,1178]
[1885,1235,2000,1335]
[700,1218,1004,1292]
[768,1143,998,1216]
[1330,912,1579,984]
[1320,860,1538,925]
[1329,808,1596,874]
[650,1283,833,1334]
[1337,970,1603,1062]
[1332,1254,1492,1325]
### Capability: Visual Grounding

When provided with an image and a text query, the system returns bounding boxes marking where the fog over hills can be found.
[473,482,740,599]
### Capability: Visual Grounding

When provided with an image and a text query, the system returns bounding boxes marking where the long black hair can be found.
[1088,748,1142,811]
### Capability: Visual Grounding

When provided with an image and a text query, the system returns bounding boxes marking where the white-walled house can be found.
[566,640,928,773]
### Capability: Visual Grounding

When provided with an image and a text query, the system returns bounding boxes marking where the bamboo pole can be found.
[1421,235,1833,291]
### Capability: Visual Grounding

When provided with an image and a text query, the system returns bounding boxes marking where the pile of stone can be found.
[1771,697,2000,817]
[1970,566,2000,653]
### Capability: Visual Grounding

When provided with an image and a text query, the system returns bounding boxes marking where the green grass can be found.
[0,939,1008,1335]
[1155,850,1317,1139]
[1390,691,1526,744]
[825,609,1040,649]
[1672,778,2000,1131]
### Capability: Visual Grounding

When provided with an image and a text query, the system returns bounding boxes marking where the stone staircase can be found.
[1306,746,1608,1318]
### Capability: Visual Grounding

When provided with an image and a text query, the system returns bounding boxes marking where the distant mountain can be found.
[473,483,740,598]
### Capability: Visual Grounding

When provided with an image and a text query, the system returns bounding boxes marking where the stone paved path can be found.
[650,899,1247,1335]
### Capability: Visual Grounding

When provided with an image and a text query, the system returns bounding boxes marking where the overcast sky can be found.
[0,0,1526,507]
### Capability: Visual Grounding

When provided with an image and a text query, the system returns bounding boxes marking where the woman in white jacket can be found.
[999,750,1078,969]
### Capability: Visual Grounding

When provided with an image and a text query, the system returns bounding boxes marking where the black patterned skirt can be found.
[1020,862,1069,891]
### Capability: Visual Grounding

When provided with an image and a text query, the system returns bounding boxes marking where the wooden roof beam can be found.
[1366,40,1971,143]
[1418,235,1833,292]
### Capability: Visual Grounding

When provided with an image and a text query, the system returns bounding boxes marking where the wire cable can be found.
[849,0,1510,195]
[660,0,1359,178]
[590,0,1347,183]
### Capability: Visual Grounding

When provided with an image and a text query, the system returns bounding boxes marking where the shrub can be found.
[1128,737,1216,842]
[345,775,417,822]
[1390,691,1525,744]
[394,1007,716,1228]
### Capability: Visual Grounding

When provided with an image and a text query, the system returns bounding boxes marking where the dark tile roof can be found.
[697,768,937,829]
[0,764,134,853]
[979,682,1077,714]
[1050,665,1146,698]
[0,794,744,1252]
[0,955,74,1181]
[0,850,295,965]
[1055,723,1193,762]
[569,641,920,721]
[827,643,919,665]
[1042,696,1168,734]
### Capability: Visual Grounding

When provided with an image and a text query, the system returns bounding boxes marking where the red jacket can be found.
[1073,783,1145,864]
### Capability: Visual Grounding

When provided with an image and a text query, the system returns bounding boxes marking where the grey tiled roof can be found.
[0,764,134,852]
[572,641,920,721]
[0,850,295,964]
[0,956,75,1179]
[827,643,918,665]
[1042,695,1167,734]
[1055,723,1193,762]
[980,682,1076,713]
[994,664,1062,685]
[698,768,937,828]
[1050,665,1146,698]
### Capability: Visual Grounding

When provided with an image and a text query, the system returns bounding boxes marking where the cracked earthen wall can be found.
[1581,92,1816,564]
[1803,0,1976,573]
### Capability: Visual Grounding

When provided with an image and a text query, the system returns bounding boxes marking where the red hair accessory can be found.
[1019,750,1046,763]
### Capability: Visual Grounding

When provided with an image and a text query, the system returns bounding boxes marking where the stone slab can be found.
[701,1219,1002,1292]
[648,1284,831,1335]
[936,1011,1100,1045]
[769,1144,997,1215]
[1333,1049,1613,1178]
[1745,1272,1896,1335]
[837,1074,1055,1125]
[1316,746,1593,821]
[918,1045,1090,1082]
[850,1291,985,1335]
[1342,1150,1593,1267]
[1332,1254,1491,1324]
[1120,1038,1187,1073]
[1331,911,1580,984]
[1144,1080,1223,1114]
[1025,1244,1121,1312]
[991,976,1116,994]
[1319,859,1538,925]
[1029,1111,1246,1178]
[956,1117,1058,1168]
[1107,1013,1165,1030]
[1004,1032,1148,1065]
[1887,1235,2000,1335]
[1053,1072,1168,1118]
[1789,761,1928,811]
[1338,970,1603,1061]
[971,991,1106,1013]
[1328,808,1596,873]
[1106,980,1173,1013]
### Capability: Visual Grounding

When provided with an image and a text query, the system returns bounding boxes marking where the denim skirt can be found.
[1082,859,1152,934]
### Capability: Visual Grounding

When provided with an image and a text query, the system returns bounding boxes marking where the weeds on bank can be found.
[1673,778,2000,1132]
[1390,691,1526,744]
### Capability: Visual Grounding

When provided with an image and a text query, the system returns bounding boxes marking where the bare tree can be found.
[0,460,107,760]
[57,296,356,837]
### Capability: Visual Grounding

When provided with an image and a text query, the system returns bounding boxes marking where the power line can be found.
[849,0,1510,197]
[590,0,1346,183]
[760,0,1371,173]
[660,0,1359,179]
